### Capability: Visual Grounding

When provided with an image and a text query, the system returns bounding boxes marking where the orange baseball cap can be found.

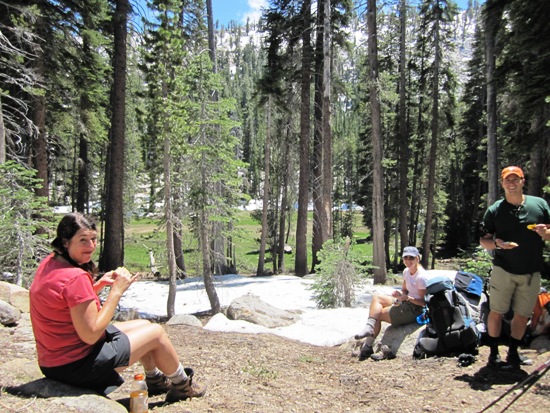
[501,166,524,180]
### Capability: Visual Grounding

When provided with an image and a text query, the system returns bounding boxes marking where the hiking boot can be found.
[165,368,206,403]
[370,345,395,361]
[358,344,374,361]
[146,372,170,396]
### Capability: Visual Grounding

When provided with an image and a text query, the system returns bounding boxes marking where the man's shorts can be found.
[40,325,131,395]
[389,300,424,326]
[489,266,541,318]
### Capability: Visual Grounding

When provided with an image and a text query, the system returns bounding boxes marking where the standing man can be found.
[480,166,550,369]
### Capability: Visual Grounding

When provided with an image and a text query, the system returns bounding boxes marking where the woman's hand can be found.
[109,267,139,295]
[73,267,139,345]
[93,267,139,293]
[392,290,409,302]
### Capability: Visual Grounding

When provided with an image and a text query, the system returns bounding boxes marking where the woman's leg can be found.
[116,322,180,374]
[114,319,151,333]
[370,295,394,339]
[355,295,394,339]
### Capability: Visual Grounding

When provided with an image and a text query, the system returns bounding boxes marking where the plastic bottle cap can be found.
[134,373,145,380]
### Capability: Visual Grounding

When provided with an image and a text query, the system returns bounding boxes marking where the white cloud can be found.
[243,0,268,23]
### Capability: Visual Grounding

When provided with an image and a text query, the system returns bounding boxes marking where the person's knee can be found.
[489,310,504,320]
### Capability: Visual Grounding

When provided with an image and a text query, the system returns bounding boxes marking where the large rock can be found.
[226,293,301,328]
[378,322,424,357]
[0,281,29,313]
[0,299,21,326]
[344,322,424,358]
[2,358,127,413]
[51,394,128,413]
[166,314,203,327]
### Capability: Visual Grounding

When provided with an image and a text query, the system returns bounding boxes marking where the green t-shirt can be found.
[482,195,550,274]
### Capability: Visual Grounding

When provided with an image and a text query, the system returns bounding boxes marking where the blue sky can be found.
[135,1,481,30]
[211,0,267,26]
[210,0,482,27]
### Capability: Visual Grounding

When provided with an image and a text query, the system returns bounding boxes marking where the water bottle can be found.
[416,308,429,325]
[129,373,148,413]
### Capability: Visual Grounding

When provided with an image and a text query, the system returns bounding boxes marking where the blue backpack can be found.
[414,273,481,358]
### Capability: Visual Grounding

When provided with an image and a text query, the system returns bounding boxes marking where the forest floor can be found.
[1,318,550,413]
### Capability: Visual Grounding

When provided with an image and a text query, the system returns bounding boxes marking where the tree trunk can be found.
[0,96,5,163]
[199,168,221,314]
[321,0,333,242]
[311,0,326,272]
[257,97,271,276]
[99,0,128,272]
[398,0,409,251]
[294,0,312,277]
[173,220,186,277]
[31,19,48,201]
[367,0,387,284]
[164,121,177,317]
[76,134,89,213]
[206,0,227,274]
[277,123,291,274]
[484,0,505,206]
[422,8,441,268]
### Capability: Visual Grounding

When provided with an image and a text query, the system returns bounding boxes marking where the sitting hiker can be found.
[355,246,428,361]
[29,213,206,402]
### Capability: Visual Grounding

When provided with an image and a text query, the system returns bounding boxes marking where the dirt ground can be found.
[1,319,550,413]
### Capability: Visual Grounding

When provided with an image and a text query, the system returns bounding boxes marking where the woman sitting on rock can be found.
[354,246,428,361]
[29,212,206,402]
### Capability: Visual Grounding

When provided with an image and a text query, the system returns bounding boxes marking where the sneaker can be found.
[506,352,532,368]
[358,344,374,361]
[146,372,170,396]
[370,345,395,361]
[165,368,207,403]
[518,354,533,366]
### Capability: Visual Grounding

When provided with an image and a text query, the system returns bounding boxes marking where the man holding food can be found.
[480,166,550,369]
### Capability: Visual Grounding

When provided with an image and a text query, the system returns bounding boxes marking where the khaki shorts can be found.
[389,300,424,326]
[489,266,541,318]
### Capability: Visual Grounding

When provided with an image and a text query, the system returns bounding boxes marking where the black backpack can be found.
[414,276,480,359]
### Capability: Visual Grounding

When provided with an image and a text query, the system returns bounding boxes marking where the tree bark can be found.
[295,0,312,277]
[367,0,387,284]
[257,96,271,276]
[484,0,505,206]
[0,96,5,163]
[311,0,328,272]
[31,13,48,201]
[321,0,333,243]
[164,113,177,317]
[398,0,409,251]
[99,0,128,272]
[422,6,441,268]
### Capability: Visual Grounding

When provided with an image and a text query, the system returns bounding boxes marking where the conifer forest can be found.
[1,0,549,293]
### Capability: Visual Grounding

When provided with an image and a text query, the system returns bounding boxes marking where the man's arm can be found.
[480,234,498,250]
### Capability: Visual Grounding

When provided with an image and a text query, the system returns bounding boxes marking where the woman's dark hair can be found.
[51,213,98,276]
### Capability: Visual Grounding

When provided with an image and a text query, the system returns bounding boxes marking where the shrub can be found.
[309,237,370,309]
[0,161,52,287]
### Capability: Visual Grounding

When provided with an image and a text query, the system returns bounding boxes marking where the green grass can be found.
[121,210,371,277]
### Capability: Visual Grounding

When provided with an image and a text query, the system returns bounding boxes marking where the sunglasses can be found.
[403,256,416,260]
